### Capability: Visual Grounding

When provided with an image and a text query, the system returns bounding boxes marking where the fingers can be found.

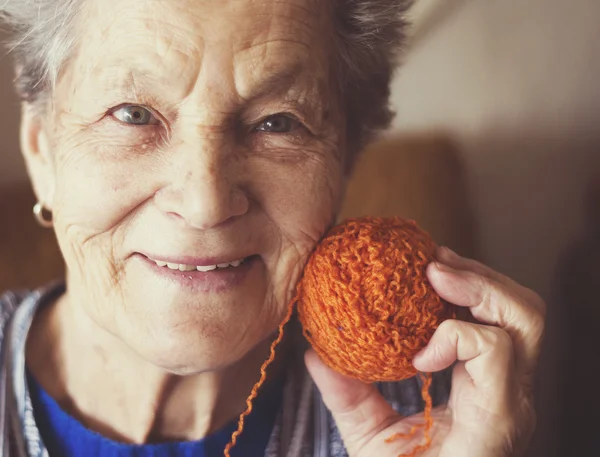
[305,350,398,456]
[414,320,537,457]
[427,248,545,377]
[435,246,545,313]
[413,320,514,378]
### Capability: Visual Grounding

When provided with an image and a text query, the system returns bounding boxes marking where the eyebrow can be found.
[96,60,327,125]
[99,60,310,102]
[94,64,173,100]
[238,62,307,103]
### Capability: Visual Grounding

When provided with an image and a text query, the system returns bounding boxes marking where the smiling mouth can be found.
[147,257,249,272]
[137,253,257,292]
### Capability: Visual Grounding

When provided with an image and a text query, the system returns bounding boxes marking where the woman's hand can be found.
[305,247,545,457]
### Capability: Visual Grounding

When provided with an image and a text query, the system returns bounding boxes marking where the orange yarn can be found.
[298,217,453,382]
[225,216,455,457]
[223,299,295,457]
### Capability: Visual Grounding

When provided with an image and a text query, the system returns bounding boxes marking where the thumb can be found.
[305,350,399,456]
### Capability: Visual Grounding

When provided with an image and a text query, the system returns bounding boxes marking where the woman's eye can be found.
[255,115,299,133]
[112,105,159,126]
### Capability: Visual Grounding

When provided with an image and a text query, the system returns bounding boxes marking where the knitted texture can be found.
[297,216,454,382]
[226,217,456,457]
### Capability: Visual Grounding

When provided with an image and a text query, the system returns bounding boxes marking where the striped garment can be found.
[0,284,451,457]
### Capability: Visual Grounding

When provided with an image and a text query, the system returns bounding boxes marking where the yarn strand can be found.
[223,294,296,457]
[385,372,433,457]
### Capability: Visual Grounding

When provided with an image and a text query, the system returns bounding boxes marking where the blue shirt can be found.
[27,372,283,457]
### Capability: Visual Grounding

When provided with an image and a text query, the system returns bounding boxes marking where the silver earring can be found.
[33,202,53,228]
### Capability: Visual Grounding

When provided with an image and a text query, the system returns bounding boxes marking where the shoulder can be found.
[0,289,36,348]
[0,283,64,345]
[0,289,30,331]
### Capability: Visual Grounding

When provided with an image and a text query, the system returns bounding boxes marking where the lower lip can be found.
[134,254,257,293]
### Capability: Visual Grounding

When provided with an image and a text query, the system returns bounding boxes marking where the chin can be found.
[108,259,283,373]
[118,299,273,374]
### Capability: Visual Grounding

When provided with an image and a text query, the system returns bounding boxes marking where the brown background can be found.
[2,0,600,455]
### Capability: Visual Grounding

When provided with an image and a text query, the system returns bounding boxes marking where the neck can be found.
[26,289,278,444]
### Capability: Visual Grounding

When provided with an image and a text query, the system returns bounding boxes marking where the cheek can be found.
[51,137,162,237]
[49,136,164,310]
[251,149,344,254]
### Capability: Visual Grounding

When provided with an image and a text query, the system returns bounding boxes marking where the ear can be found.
[19,104,56,209]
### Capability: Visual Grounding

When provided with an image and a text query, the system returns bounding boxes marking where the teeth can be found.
[153,258,247,271]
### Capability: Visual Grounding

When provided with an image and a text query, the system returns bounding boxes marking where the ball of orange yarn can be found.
[297,216,455,383]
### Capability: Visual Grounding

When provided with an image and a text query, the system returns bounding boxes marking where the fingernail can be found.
[432,260,454,272]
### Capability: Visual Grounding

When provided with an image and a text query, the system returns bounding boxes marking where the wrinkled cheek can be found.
[282,165,343,248]
[260,158,344,308]
[52,223,126,334]
[50,146,160,320]
[52,152,159,235]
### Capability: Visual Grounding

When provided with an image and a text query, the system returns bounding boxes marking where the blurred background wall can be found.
[2,0,600,456]
[0,29,24,187]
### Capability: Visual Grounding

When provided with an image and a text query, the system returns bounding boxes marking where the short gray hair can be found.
[1,0,411,157]
[1,0,80,103]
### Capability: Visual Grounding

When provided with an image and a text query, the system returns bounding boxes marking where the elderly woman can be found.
[0,0,545,456]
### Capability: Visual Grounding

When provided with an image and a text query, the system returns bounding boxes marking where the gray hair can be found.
[1,0,411,157]
[1,0,80,103]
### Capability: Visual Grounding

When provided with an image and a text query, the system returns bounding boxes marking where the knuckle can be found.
[521,298,546,345]
[529,312,546,340]
[523,288,547,315]
[474,274,494,307]
[437,318,459,334]
[484,326,513,351]
[442,319,477,343]
[435,319,464,348]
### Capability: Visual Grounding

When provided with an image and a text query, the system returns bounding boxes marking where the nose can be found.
[155,141,249,230]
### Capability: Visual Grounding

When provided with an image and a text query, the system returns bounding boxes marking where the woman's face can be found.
[27,0,345,373]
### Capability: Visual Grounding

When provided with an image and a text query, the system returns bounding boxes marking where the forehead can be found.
[71,0,331,99]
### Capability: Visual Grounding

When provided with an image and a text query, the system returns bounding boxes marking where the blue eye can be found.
[256,115,298,133]
[112,105,158,125]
